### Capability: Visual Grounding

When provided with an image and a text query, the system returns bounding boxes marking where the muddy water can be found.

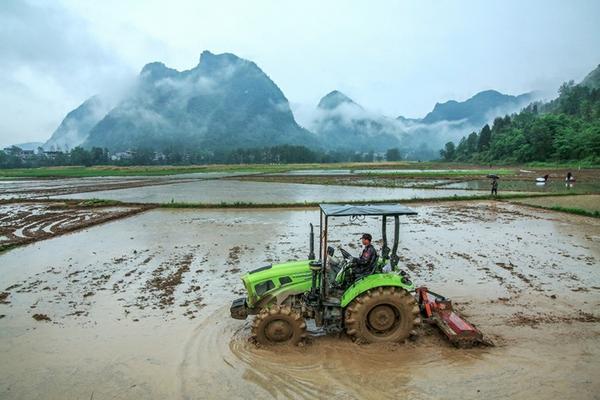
[54,179,487,204]
[0,203,599,399]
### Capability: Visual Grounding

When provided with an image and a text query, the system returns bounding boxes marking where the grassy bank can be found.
[155,192,588,209]
[0,164,294,178]
[7,191,584,210]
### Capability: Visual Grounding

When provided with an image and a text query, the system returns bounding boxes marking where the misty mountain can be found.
[306,90,405,152]
[82,51,316,152]
[393,90,535,159]
[44,50,537,159]
[292,87,535,158]
[317,90,360,110]
[580,64,600,90]
[44,96,109,151]
[442,64,600,163]
[407,90,534,126]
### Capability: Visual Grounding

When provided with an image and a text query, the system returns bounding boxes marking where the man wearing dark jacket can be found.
[353,233,378,278]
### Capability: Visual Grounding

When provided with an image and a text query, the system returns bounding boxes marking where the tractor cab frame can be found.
[316,203,418,297]
[303,204,418,333]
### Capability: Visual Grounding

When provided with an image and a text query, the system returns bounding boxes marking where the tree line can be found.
[0,144,406,168]
[440,81,600,163]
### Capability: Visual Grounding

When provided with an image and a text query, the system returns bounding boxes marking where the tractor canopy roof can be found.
[319,203,418,217]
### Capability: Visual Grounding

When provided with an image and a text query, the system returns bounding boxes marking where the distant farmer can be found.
[491,178,498,196]
[566,172,575,182]
[352,233,378,279]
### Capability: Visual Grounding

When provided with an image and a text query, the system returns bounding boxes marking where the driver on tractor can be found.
[352,233,378,279]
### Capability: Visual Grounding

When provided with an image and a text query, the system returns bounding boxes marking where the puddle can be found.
[0,203,599,399]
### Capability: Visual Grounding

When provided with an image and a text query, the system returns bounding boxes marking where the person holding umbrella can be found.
[487,174,499,196]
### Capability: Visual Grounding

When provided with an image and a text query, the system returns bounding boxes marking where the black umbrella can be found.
[486,174,500,179]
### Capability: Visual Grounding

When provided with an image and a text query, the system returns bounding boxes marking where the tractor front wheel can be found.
[345,287,420,343]
[251,305,307,345]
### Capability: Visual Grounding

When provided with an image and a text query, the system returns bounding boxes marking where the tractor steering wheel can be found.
[338,247,353,260]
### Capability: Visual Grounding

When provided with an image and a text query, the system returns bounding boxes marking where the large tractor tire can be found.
[251,305,307,345]
[345,287,420,343]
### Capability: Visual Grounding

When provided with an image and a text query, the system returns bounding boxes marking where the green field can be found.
[0,164,286,178]
[0,162,517,178]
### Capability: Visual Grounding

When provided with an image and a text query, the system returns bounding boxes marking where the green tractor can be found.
[230,203,421,345]
[230,203,491,347]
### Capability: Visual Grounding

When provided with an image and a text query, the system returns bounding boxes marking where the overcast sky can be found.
[1,0,599,147]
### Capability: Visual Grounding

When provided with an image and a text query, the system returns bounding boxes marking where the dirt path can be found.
[0,203,598,399]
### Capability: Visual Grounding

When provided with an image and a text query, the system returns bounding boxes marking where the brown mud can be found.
[0,202,598,399]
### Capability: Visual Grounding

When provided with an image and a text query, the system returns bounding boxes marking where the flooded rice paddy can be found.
[51,179,489,204]
[0,172,247,200]
[0,202,599,399]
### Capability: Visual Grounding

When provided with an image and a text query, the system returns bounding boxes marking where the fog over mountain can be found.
[49,51,317,152]
[2,1,599,149]
[44,96,111,151]
[307,91,404,152]
[394,90,536,158]
[42,50,538,158]
[581,64,600,90]
[296,88,535,158]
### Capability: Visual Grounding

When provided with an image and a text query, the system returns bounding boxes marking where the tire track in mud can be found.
[176,307,484,400]
[2,245,208,323]
[177,307,343,400]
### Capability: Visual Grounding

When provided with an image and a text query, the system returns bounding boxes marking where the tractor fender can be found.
[340,273,415,308]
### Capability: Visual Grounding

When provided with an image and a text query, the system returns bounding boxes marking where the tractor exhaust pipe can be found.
[308,223,315,260]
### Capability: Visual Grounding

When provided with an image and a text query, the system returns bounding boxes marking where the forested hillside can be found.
[440,68,600,164]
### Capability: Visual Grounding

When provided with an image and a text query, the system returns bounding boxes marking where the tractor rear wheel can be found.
[251,305,307,345]
[345,287,420,343]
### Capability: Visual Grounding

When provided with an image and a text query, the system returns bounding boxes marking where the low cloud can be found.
[0,1,134,147]
[292,94,535,159]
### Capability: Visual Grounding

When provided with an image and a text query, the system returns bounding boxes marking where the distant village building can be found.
[2,146,35,160]
[3,146,21,156]
[110,150,136,161]
[43,151,63,160]
[153,152,166,162]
